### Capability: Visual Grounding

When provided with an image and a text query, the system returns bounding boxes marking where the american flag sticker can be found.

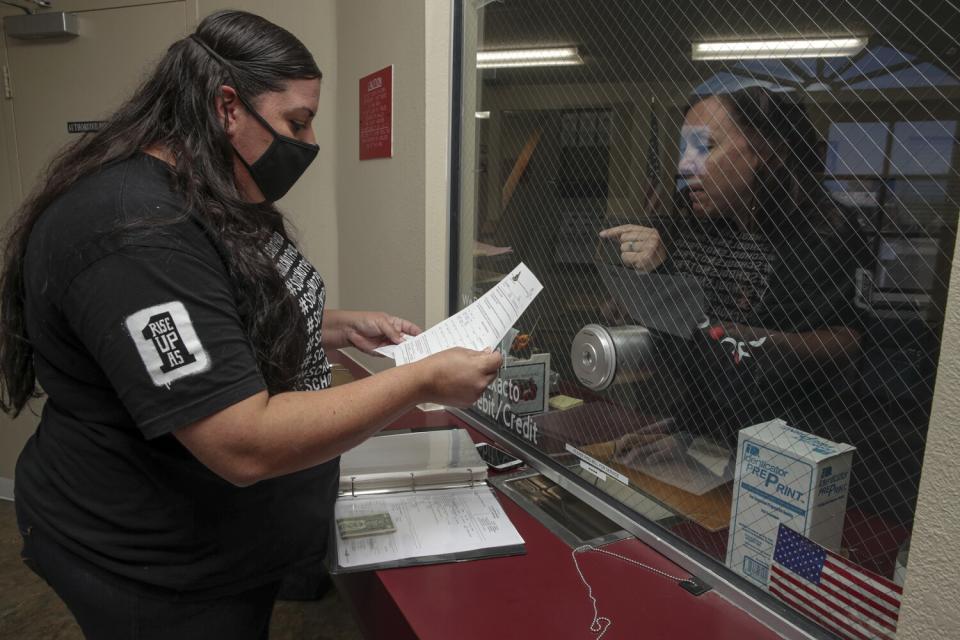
[769,524,901,640]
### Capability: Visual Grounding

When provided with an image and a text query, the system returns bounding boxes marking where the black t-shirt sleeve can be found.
[61,244,267,439]
[761,226,868,333]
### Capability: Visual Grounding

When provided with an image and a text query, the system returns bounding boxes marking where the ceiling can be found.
[474,0,960,87]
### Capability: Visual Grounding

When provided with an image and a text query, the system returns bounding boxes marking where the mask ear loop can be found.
[190,33,233,72]
[191,35,243,136]
[191,34,317,152]
[190,35,253,131]
[189,34,267,198]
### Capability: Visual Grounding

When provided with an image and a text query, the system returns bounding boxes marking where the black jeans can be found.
[17,507,280,640]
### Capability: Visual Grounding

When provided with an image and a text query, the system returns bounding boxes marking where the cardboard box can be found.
[726,419,855,589]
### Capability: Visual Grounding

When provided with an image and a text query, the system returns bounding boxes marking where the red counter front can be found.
[329,352,782,640]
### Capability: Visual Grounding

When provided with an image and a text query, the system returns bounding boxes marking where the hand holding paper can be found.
[376,262,543,365]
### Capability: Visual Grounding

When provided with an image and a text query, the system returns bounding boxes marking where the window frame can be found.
[445,1,844,637]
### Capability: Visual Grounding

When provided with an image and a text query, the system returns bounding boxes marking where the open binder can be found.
[330,429,526,573]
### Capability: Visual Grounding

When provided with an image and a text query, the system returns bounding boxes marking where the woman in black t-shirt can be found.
[0,11,501,639]
[600,87,868,459]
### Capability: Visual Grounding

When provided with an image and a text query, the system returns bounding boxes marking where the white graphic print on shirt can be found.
[125,301,211,387]
[671,231,775,325]
[266,232,332,391]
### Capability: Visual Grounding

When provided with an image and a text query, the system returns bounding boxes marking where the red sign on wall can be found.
[359,65,393,160]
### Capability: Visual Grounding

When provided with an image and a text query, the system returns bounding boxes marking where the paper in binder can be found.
[331,429,525,573]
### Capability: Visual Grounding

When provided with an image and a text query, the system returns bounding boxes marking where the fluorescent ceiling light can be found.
[477,47,583,69]
[475,111,491,119]
[691,37,867,60]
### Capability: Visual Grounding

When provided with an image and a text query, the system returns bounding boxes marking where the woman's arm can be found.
[322,309,421,352]
[174,347,501,486]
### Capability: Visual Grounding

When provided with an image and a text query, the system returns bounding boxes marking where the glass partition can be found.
[453,0,959,635]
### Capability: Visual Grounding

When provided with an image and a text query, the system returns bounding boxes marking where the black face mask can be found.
[235,93,319,203]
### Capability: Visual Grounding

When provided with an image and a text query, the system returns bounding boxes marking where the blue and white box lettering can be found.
[726,418,855,588]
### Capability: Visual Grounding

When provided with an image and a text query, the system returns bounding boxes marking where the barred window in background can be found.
[455,1,958,637]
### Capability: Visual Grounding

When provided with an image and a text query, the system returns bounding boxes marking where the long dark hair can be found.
[0,10,321,416]
[682,86,828,233]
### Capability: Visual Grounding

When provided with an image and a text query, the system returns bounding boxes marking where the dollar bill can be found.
[337,512,396,539]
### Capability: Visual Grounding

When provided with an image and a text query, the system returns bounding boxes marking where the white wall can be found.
[335,0,450,371]
[898,228,960,636]
[423,1,452,328]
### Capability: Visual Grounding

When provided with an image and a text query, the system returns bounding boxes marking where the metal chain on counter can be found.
[572,541,689,640]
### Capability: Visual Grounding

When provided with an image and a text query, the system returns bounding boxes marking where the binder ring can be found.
[468,468,475,487]
[410,472,416,492]
[350,476,357,497]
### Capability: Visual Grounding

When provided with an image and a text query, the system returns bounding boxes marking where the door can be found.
[3,1,186,194]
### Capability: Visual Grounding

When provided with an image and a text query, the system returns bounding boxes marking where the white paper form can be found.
[376,263,543,365]
[614,436,734,496]
[335,487,524,569]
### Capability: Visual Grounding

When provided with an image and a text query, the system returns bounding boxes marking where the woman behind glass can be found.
[601,86,869,461]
